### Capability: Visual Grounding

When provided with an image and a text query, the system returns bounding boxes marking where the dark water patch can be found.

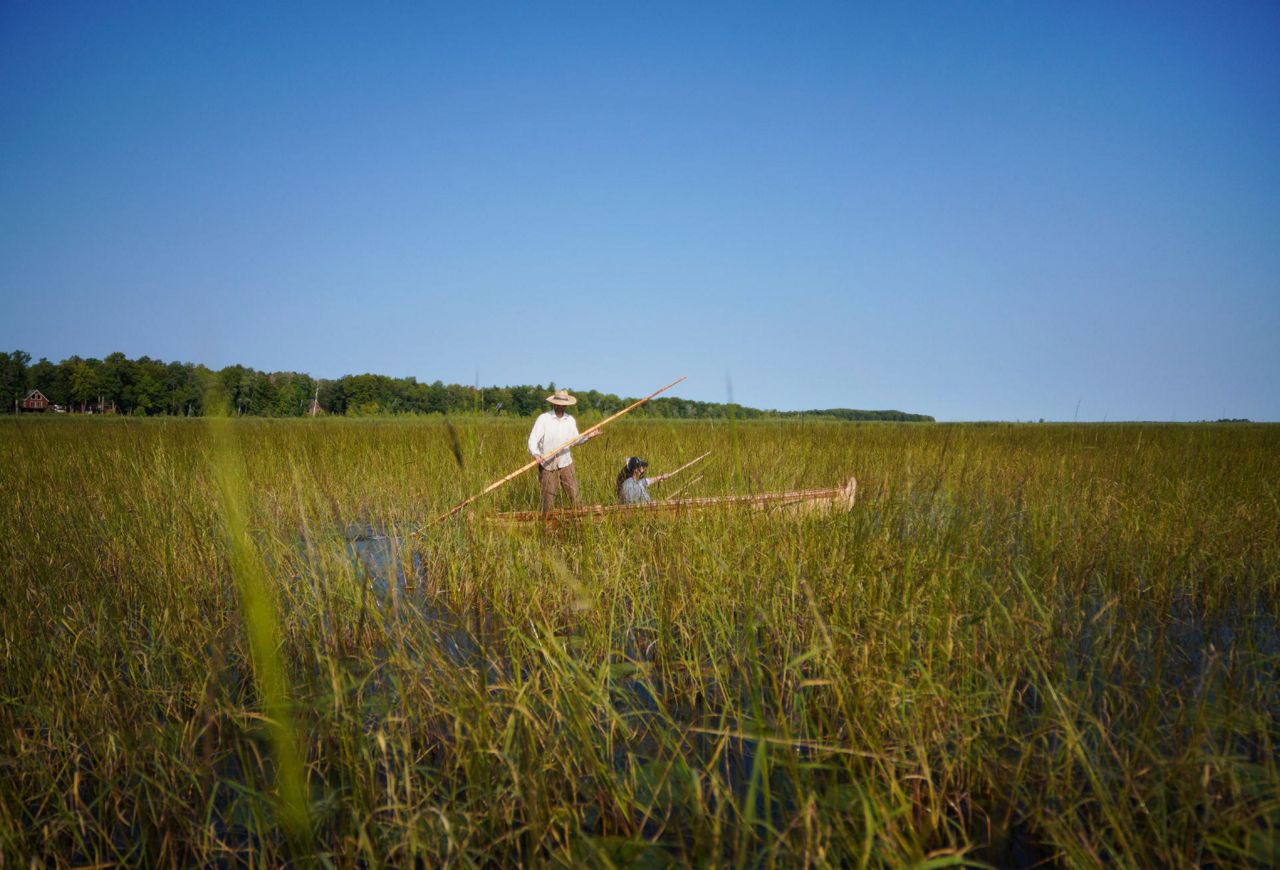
[1067,593,1280,713]
[287,524,1279,865]
[338,523,415,598]
[283,525,509,695]
[971,815,1060,869]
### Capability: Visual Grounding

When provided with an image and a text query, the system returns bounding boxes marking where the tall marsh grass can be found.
[0,417,1277,865]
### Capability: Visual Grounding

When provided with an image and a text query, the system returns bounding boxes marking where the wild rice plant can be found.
[0,417,1276,865]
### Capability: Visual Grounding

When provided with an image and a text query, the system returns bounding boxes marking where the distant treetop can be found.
[0,350,933,421]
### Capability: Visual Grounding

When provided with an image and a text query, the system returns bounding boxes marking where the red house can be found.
[21,389,50,412]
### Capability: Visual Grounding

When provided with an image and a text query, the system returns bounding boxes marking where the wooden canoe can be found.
[485,476,857,524]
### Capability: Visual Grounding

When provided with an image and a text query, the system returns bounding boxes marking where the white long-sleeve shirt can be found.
[527,411,581,470]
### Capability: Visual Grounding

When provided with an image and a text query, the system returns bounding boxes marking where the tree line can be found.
[0,350,933,422]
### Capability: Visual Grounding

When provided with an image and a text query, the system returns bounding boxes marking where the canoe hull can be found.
[485,476,857,524]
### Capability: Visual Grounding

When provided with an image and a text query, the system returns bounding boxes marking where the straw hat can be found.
[546,389,577,406]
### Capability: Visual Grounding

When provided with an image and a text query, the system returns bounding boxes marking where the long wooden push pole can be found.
[653,450,711,483]
[424,376,687,526]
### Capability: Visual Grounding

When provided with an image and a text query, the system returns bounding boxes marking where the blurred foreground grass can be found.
[1,417,1277,866]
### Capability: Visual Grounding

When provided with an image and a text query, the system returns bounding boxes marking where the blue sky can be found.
[2,1,1277,420]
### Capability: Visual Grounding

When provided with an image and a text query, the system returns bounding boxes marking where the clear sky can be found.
[2,1,1278,420]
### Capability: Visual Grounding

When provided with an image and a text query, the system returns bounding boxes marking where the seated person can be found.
[615,456,674,504]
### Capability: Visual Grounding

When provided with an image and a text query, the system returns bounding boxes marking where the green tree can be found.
[99,352,131,410]
[68,359,101,411]
[247,372,279,416]
[0,350,30,411]
[126,356,167,415]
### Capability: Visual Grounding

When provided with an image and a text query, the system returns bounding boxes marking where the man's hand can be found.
[533,454,545,465]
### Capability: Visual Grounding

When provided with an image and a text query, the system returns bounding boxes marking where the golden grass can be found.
[0,416,1277,865]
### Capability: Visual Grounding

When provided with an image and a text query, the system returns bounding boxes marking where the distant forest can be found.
[0,350,934,422]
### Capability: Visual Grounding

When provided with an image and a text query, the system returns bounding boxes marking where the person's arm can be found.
[559,417,600,450]
[570,416,601,441]
[527,415,545,463]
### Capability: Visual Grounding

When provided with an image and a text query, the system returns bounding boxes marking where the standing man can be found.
[528,388,597,513]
